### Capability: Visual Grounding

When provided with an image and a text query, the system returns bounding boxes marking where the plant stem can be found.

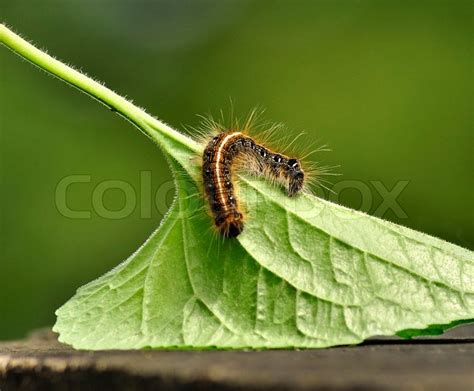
[0,24,200,155]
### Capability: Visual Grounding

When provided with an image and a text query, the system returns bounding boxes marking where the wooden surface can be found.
[1,327,473,391]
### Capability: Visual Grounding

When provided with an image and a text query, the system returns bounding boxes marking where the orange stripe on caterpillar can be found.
[202,131,305,238]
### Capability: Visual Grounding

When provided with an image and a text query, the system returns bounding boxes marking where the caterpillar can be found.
[202,131,305,238]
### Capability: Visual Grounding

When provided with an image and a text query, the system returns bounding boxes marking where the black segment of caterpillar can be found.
[202,131,305,238]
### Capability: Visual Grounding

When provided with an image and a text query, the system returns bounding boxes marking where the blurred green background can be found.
[1,0,472,340]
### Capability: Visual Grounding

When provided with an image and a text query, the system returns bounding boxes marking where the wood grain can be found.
[1,327,473,391]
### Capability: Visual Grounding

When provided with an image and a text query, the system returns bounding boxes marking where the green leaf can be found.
[52,154,474,349]
[2,25,473,349]
[396,319,473,339]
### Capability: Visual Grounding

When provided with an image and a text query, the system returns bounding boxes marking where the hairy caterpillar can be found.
[202,131,305,238]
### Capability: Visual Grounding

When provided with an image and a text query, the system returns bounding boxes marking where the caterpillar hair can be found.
[202,131,305,238]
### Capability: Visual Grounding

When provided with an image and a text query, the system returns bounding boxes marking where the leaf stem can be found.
[0,24,200,155]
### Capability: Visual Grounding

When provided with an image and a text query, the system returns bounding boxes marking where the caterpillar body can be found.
[202,131,305,238]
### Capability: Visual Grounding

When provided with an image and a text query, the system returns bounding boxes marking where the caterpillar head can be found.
[286,158,305,197]
[215,211,244,238]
